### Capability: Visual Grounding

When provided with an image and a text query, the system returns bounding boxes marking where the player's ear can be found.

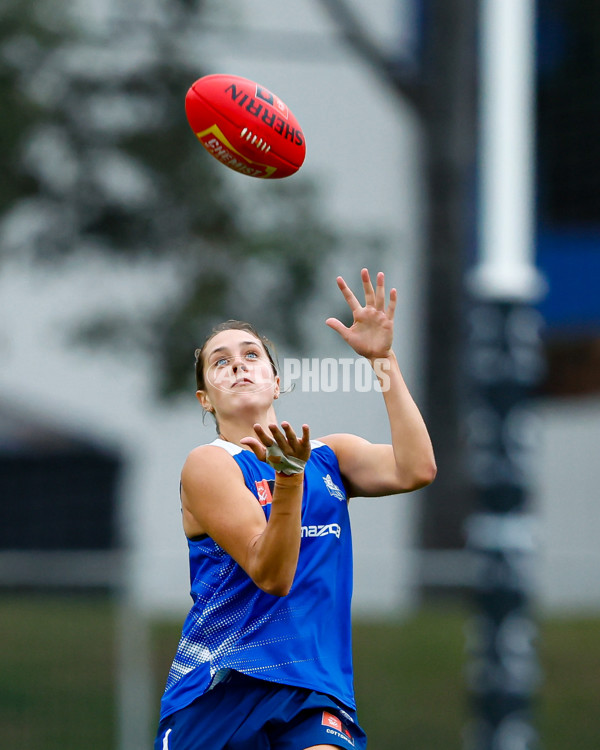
[273,376,280,400]
[196,390,213,412]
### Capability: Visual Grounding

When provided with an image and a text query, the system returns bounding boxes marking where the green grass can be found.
[1,594,600,749]
[352,610,468,750]
[0,594,116,750]
[539,616,600,749]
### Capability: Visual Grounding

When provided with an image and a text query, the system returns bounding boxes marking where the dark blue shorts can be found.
[155,671,367,750]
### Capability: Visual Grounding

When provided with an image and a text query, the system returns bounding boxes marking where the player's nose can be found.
[231,358,248,372]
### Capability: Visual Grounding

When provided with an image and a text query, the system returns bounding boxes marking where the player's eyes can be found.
[213,351,258,367]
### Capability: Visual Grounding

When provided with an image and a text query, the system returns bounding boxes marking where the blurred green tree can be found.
[0,0,339,394]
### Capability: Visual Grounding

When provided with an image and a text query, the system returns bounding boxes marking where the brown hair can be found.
[195,320,279,392]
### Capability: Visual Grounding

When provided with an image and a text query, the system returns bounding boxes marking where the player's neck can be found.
[216,408,277,448]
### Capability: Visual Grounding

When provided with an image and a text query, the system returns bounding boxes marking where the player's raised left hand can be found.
[326,268,396,360]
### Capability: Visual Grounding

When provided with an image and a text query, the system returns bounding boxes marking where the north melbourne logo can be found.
[323,474,345,501]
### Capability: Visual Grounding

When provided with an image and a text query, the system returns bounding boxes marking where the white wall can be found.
[533,397,600,614]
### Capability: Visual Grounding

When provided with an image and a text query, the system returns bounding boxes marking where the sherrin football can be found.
[185,74,306,179]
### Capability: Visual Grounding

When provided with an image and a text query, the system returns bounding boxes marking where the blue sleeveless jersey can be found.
[159,439,355,720]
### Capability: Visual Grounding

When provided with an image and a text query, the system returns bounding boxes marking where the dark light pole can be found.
[464,2,544,748]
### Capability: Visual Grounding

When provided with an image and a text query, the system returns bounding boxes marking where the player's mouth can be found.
[232,378,254,387]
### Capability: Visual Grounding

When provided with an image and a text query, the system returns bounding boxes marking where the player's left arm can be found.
[322,353,436,497]
[324,269,437,498]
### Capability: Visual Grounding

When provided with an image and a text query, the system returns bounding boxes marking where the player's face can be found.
[199,329,279,414]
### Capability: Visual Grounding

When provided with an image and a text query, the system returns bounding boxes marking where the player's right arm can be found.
[180,445,304,597]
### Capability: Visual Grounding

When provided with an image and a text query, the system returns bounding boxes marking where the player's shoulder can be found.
[183,440,243,480]
[188,438,244,458]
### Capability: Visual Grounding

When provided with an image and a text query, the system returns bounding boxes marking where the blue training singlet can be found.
[159,439,355,720]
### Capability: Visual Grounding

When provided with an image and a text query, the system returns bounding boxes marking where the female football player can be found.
[155,268,436,750]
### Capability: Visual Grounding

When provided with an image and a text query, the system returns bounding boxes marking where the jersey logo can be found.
[323,473,345,501]
[322,711,355,745]
[301,523,341,539]
[255,479,274,506]
[322,712,343,731]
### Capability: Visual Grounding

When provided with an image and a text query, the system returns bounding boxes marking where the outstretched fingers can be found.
[277,421,311,461]
[359,269,389,312]
[242,422,311,464]
[335,275,361,312]
[363,269,396,317]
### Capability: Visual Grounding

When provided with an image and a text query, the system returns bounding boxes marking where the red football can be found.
[185,74,306,179]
